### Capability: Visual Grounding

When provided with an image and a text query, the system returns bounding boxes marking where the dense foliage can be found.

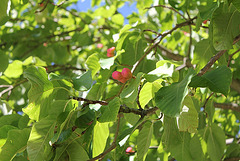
[0,0,240,161]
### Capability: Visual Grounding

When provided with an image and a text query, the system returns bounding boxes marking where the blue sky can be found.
[68,0,138,23]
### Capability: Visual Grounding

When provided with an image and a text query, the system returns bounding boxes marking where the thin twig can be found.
[133,17,196,73]
[146,5,187,20]
[35,0,50,13]
[136,84,143,110]
[72,97,108,105]
[203,92,214,109]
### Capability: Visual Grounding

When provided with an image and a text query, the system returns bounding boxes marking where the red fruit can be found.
[39,3,44,7]
[121,68,132,79]
[107,52,114,57]
[118,77,127,83]
[43,42,48,47]
[107,47,115,57]
[112,71,123,80]
[203,20,208,24]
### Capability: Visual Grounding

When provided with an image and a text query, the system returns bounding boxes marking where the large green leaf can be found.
[66,140,89,160]
[155,69,195,117]
[27,116,56,161]
[136,121,153,161]
[0,128,30,161]
[171,132,193,161]
[161,116,181,152]
[189,66,232,96]
[192,39,217,72]
[212,3,240,50]
[92,121,109,158]
[197,0,218,19]
[0,0,10,26]
[23,66,70,121]
[98,97,120,122]
[179,96,198,133]
[190,134,205,161]
[207,124,226,161]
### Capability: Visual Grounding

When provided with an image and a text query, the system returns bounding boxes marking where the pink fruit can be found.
[97,43,103,48]
[107,47,115,57]
[121,68,132,79]
[112,71,123,80]
[125,147,134,154]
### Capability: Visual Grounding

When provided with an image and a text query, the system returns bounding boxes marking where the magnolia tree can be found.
[1,0,240,161]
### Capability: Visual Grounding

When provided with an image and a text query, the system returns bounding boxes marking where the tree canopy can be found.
[0,0,240,161]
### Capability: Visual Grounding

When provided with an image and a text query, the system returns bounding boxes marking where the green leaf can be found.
[190,134,205,161]
[136,121,153,161]
[86,54,101,77]
[171,132,193,161]
[4,60,23,78]
[75,109,95,129]
[91,0,101,7]
[27,116,56,161]
[189,66,232,96]
[161,116,181,152]
[0,0,10,26]
[0,128,30,161]
[179,96,198,133]
[139,80,162,108]
[155,69,195,117]
[66,140,89,160]
[23,66,70,121]
[0,50,8,72]
[192,39,217,72]
[212,3,240,50]
[92,121,109,158]
[120,73,143,103]
[233,0,240,12]
[0,114,22,127]
[73,70,93,91]
[207,124,226,161]
[98,97,120,122]
[197,1,218,19]
[0,125,17,147]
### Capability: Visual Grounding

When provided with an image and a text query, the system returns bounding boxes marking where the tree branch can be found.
[214,102,240,112]
[198,34,240,76]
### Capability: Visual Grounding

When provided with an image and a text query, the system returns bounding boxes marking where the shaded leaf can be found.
[207,124,226,161]
[212,3,240,50]
[137,121,153,161]
[73,70,93,91]
[0,0,10,26]
[189,66,232,96]
[0,50,8,72]
[0,128,30,161]
[98,97,120,122]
